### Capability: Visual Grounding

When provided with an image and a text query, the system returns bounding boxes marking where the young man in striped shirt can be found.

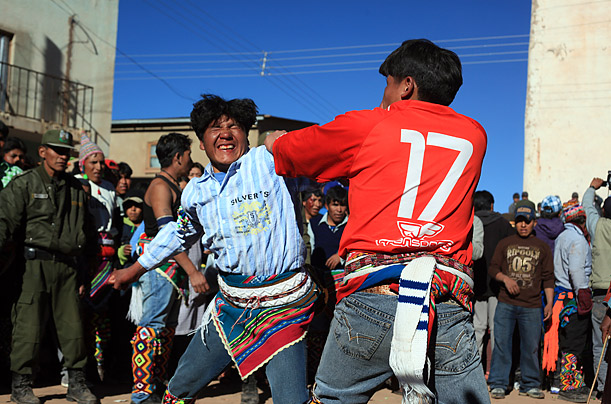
[112,94,317,404]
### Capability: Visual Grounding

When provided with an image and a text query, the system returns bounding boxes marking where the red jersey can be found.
[273,100,487,266]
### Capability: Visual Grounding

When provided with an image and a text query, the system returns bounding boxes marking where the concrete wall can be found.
[0,0,118,154]
[524,0,611,204]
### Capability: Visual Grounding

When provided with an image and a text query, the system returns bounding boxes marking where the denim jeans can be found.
[137,269,179,331]
[591,295,607,394]
[312,292,490,404]
[166,321,309,404]
[488,301,541,392]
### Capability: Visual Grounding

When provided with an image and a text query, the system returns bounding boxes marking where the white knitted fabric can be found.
[389,256,436,404]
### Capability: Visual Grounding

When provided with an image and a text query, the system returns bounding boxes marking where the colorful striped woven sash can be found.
[202,269,318,379]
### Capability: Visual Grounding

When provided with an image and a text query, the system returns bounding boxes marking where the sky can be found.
[113,0,533,210]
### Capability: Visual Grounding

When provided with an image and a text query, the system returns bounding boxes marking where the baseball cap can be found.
[515,205,536,221]
[541,195,562,213]
[41,129,76,149]
[122,189,144,209]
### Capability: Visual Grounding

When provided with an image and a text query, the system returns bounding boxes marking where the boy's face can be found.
[125,204,143,224]
[326,200,347,226]
[515,217,535,238]
[116,174,131,196]
[4,148,25,167]
[303,194,323,217]
[200,115,248,173]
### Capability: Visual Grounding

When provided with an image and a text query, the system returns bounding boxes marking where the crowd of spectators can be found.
[2,114,611,404]
[474,183,611,402]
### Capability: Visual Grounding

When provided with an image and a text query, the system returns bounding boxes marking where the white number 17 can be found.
[397,129,473,222]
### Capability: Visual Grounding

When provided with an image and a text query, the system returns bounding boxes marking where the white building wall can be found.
[525,0,611,204]
[0,0,118,154]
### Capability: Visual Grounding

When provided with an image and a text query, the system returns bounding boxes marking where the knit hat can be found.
[79,132,103,166]
[562,200,586,223]
[541,195,562,214]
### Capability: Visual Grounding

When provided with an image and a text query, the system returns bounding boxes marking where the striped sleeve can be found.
[137,181,203,270]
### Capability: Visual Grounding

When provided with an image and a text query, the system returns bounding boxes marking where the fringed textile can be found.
[206,269,318,379]
[542,288,575,373]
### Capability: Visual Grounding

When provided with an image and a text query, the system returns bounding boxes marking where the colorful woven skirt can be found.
[207,269,318,379]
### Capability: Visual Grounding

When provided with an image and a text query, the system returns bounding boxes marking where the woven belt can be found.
[361,284,398,296]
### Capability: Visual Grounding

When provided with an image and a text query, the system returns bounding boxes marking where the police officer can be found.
[0,130,98,404]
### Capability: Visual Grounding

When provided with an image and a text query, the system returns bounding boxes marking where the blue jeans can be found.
[488,301,541,392]
[167,321,309,404]
[138,269,179,331]
[312,292,490,404]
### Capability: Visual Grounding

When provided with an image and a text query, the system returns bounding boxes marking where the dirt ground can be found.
[0,381,594,403]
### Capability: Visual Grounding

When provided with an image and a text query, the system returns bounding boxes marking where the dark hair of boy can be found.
[191,162,205,172]
[156,132,192,168]
[118,162,133,178]
[474,190,494,212]
[190,94,258,141]
[378,39,462,106]
[325,185,348,206]
[302,188,323,202]
[2,137,27,156]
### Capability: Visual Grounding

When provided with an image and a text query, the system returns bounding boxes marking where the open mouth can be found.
[219,144,235,150]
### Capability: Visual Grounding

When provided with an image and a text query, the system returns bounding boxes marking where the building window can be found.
[147,141,160,169]
[0,30,13,112]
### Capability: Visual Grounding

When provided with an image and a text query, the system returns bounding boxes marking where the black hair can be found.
[156,132,192,168]
[567,215,586,225]
[190,94,258,141]
[302,188,323,202]
[473,190,494,212]
[118,162,133,178]
[379,39,462,106]
[2,137,27,156]
[191,162,205,172]
[325,185,348,206]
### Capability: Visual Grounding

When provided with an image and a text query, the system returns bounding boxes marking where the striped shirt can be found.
[138,146,308,276]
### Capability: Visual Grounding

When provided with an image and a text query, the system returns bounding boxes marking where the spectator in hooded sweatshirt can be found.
[473,190,515,368]
[535,195,564,254]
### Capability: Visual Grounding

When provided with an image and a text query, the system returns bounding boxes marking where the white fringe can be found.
[126,282,144,324]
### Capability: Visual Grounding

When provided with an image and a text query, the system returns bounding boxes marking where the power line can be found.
[49,0,195,102]
[142,0,331,121]
[114,57,529,80]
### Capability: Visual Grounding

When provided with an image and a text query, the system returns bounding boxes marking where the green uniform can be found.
[0,165,91,374]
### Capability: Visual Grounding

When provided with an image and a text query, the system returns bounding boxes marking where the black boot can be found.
[66,369,99,404]
[241,374,259,404]
[10,373,40,404]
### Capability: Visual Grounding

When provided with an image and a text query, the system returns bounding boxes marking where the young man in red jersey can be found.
[265,39,489,404]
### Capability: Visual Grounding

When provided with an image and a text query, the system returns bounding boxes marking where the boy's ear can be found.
[199,140,205,151]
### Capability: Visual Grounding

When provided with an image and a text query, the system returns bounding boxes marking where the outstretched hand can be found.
[109,263,146,290]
